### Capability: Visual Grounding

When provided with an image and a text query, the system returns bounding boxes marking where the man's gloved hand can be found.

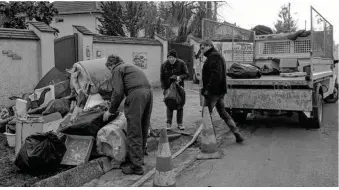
[103,110,112,122]
[200,88,208,97]
[170,75,178,80]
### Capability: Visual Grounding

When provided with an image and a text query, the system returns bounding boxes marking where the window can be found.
[55,18,64,23]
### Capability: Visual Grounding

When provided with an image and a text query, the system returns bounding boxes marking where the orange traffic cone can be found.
[197,98,223,160]
[153,128,176,187]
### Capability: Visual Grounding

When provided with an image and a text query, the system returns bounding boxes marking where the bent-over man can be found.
[103,54,153,175]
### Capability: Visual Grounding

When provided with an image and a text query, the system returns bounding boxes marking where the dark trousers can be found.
[166,107,183,125]
[122,88,153,170]
[204,94,239,134]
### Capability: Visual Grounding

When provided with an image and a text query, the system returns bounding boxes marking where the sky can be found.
[218,0,339,43]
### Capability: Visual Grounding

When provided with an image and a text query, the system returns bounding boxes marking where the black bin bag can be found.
[14,132,67,175]
[59,109,118,137]
[227,62,262,79]
[164,82,186,110]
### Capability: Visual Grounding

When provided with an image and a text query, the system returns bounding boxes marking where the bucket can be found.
[4,132,16,147]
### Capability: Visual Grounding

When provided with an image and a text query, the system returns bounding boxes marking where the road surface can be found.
[177,102,338,187]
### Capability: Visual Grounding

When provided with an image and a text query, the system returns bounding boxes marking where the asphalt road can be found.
[177,102,338,187]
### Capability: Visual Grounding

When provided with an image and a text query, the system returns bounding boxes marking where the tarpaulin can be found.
[70,58,113,95]
[35,67,70,90]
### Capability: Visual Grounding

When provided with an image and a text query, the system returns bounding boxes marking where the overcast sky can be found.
[218,0,338,43]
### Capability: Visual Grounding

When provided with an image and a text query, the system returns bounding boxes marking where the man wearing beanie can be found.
[160,49,189,130]
[200,40,245,143]
[103,54,153,175]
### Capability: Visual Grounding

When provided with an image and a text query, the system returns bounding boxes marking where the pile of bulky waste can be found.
[0,58,130,175]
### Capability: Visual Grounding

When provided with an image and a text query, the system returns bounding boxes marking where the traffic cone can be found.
[196,104,224,160]
[153,128,176,187]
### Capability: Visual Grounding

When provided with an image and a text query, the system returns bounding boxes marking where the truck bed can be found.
[227,75,310,86]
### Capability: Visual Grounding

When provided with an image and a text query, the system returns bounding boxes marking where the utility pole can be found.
[288,2,291,32]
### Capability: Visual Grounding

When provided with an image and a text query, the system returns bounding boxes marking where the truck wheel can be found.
[231,112,248,122]
[310,92,324,129]
[298,112,308,126]
[298,89,324,129]
[324,82,338,103]
[193,72,199,84]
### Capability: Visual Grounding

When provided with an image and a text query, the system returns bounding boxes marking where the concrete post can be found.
[154,34,168,64]
[28,23,56,79]
[73,26,94,61]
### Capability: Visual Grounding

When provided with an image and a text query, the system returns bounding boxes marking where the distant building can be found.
[50,1,102,38]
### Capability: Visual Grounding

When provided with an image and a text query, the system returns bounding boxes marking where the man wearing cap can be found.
[200,40,245,143]
[160,49,189,130]
[103,54,153,175]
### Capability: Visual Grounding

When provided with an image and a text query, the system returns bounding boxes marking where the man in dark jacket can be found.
[160,49,189,130]
[103,54,153,175]
[200,40,245,143]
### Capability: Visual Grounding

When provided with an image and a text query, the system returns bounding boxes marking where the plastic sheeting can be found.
[96,112,127,162]
[70,58,113,95]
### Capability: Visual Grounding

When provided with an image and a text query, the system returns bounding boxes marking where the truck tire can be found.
[229,109,248,123]
[298,87,324,129]
[324,82,338,103]
[310,92,324,129]
[193,72,199,84]
[232,112,248,122]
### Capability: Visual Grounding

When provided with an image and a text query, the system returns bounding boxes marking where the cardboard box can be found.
[280,58,298,68]
[15,99,28,116]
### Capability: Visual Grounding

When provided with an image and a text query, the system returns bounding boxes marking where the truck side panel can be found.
[225,89,313,111]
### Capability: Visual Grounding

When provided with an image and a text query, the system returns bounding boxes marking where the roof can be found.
[73,25,95,35]
[0,28,39,40]
[29,22,57,33]
[93,35,162,46]
[53,1,102,15]
[187,35,203,43]
[154,34,167,41]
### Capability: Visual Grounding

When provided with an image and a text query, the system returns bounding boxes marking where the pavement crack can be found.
[199,163,215,181]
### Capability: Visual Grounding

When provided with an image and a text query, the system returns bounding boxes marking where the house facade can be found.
[50,1,102,38]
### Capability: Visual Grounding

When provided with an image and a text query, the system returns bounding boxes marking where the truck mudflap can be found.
[225,89,313,111]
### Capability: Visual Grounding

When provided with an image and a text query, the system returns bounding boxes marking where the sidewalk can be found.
[82,81,203,187]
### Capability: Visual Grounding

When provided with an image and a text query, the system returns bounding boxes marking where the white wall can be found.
[0,39,39,106]
[93,42,162,87]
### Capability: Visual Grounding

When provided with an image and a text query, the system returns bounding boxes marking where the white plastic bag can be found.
[96,113,127,162]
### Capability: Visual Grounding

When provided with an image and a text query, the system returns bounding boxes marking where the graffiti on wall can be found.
[133,52,147,69]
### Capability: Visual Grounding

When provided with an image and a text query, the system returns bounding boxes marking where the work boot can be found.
[234,132,245,143]
[122,166,144,175]
[178,123,185,130]
[166,123,171,130]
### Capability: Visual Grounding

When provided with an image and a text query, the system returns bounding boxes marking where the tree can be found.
[98,1,125,36]
[142,1,159,38]
[274,4,297,33]
[1,1,58,29]
[252,25,274,35]
[122,2,146,37]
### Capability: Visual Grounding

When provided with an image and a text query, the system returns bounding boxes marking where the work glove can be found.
[103,110,112,122]
[170,75,177,80]
[200,88,208,97]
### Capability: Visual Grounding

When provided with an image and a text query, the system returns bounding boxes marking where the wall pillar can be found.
[154,34,168,63]
[73,26,93,61]
[28,23,56,79]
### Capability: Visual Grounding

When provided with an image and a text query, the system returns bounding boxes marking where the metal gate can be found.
[54,34,78,72]
[168,43,194,80]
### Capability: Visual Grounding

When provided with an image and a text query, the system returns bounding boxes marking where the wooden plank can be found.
[225,89,313,111]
